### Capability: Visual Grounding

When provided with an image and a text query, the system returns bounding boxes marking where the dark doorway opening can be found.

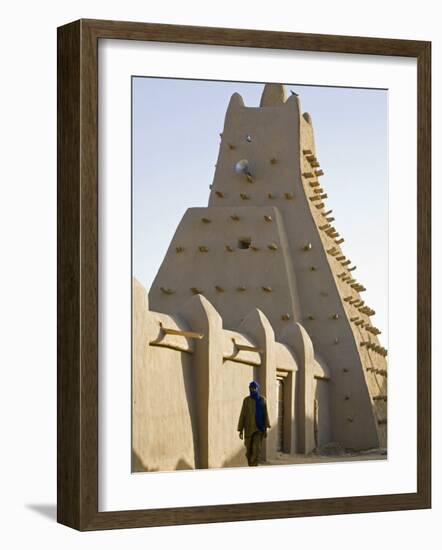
[277,377,284,452]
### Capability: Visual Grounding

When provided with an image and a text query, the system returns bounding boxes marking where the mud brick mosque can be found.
[132,83,387,472]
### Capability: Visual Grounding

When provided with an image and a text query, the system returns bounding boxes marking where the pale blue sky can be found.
[132,78,388,345]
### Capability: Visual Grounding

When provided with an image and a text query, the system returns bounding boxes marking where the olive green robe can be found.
[237,395,271,437]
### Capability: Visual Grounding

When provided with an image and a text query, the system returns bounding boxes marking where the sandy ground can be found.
[260,448,387,466]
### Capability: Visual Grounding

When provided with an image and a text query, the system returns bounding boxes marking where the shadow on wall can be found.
[181,355,200,469]
[176,458,196,470]
[132,449,151,472]
[132,449,195,473]
[133,423,288,472]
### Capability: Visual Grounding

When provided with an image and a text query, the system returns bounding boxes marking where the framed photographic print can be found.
[57,19,431,530]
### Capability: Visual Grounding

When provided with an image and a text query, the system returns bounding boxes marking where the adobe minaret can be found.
[149,83,387,450]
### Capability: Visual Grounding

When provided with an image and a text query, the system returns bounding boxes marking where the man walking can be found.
[237,381,271,466]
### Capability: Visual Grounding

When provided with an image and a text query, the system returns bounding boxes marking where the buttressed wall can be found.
[134,83,387,471]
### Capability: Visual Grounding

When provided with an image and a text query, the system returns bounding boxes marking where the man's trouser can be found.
[244,431,265,466]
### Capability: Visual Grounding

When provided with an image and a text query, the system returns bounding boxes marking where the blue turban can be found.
[249,381,265,432]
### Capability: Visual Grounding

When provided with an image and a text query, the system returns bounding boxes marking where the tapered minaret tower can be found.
[149,83,387,450]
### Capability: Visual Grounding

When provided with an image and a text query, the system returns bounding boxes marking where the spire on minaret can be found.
[259,83,288,107]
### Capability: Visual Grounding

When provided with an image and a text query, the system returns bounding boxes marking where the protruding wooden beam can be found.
[159,322,204,340]
[198,246,209,252]
[160,287,175,295]
[232,338,264,353]
[352,283,366,292]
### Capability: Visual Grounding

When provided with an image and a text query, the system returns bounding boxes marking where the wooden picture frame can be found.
[57,18,431,530]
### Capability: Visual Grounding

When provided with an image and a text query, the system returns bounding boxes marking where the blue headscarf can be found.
[249,381,265,432]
